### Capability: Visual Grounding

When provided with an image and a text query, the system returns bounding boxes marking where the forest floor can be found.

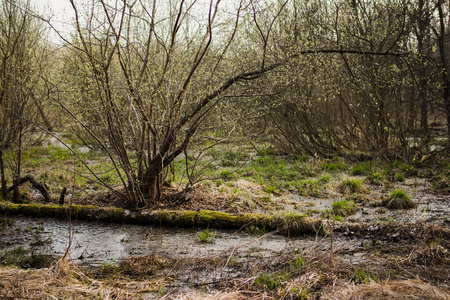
[0,142,450,299]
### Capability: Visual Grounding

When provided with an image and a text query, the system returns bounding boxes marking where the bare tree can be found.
[55,0,294,207]
[0,0,49,201]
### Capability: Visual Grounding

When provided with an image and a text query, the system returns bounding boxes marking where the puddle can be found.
[0,217,363,267]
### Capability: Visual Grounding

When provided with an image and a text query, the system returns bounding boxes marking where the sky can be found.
[33,0,75,41]
[33,0,73,18]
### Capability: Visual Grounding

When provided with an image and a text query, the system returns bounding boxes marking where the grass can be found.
[320,159,348,172]
[394,172,405,182]
[0,217,13,231]
[293,255,307,268]
[197,228,216,243]
[317,174,331,183]
[0,246,56,269]
[382,190,416,209]
[431,170,450,193]
[254,272,290,291]
[230,154,320,193]
[367,171,385,185]
[351,162,370,175]
[295,179,321,196]
[246,224,268,235]
[331,200,356,217]
[337,178,365,194]
[220,169,235,181]
[265,186,278,194]
[353,268,377,284]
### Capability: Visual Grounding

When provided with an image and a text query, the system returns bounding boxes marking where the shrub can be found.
[400,164,417,176]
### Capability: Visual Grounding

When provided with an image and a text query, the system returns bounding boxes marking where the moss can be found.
[0,202,325,236]
[102,207,125,222]
[166,211,197,227]
[270,212,326,235]
[179,211,197,225]
[236,212,265,224]
[156,210,198,227]
[197,210,237,228]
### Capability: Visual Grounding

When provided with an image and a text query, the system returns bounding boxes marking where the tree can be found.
[237,0,412,157]
[57,0,293,207]
[0,0,49,201]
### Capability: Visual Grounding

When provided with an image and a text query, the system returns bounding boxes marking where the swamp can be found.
[1,0,450,299]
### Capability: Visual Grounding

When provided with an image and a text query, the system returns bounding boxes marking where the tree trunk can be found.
[437,0,450,147]
[13,126,23,203]
[416,0,430,140]
[0,149,7,199]
[141,160,164,206]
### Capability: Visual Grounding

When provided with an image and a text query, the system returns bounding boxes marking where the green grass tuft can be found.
[351,162,370,175]
[337,178,365,194]
[320,159,348,172]
[197,228,216,243]
[331,199,356,217]
[382,190,415,209]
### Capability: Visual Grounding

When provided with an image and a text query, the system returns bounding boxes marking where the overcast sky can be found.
[33,0,75,41]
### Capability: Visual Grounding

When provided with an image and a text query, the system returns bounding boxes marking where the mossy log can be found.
[0,202,325,236]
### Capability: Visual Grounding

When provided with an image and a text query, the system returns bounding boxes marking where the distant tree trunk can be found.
[0,149,6,199]
[437,0,450,145]
[416,0,430,139]
[12,125,23,203]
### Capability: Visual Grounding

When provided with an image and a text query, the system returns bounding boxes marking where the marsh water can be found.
[0,217,365,267]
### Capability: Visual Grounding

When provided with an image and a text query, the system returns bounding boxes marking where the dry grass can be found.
[162,291,250,299]
[324,279,450,300]
[0,258,132,299]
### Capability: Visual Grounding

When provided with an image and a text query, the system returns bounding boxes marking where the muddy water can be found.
[0,217,364,267]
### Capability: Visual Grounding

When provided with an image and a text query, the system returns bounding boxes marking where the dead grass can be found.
[1,227,448,300]
[324,279,450,300]
[0,258,132,299]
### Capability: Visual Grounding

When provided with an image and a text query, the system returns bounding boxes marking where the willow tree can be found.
[60,0,291,207]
